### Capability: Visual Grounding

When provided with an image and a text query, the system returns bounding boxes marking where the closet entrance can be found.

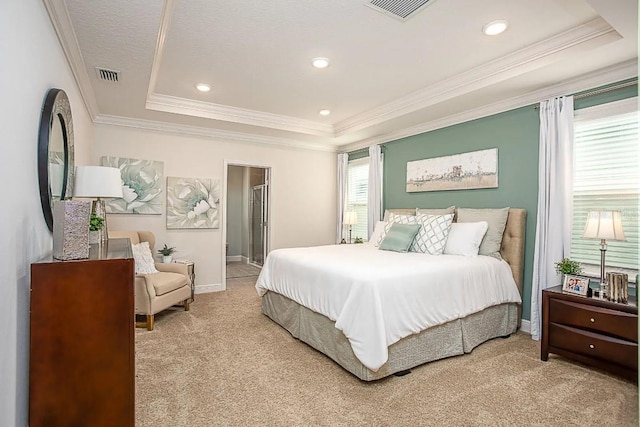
[224,164,270,287]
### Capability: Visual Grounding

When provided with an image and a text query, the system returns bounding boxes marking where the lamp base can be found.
[91,198,109,245]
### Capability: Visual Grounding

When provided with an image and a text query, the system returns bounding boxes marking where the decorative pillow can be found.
[410,213,454,255]
[444,222,489,257]
[377,213,417,246]
[368,221,386,246]
[131,241,159,275]
[379,223,421,253]
[456,207,509,259]
[415,206,455,216]
[382,209,416,222]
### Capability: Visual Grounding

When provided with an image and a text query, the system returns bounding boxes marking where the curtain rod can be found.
[534,79,638,109]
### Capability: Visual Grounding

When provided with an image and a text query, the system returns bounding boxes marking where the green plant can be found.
[89,214,105,231]
[157,244,176,256]
[554,258,583,275]
[354,237,364,244]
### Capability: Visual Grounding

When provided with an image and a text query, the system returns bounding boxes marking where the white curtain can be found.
[336,153,349,243]
[367,145,382,239]
[530,96,574,340]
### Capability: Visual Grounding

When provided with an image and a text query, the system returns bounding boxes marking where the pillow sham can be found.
[377,213,417,246]
[444,221,489,257]
[410,213,454,255]
[382,208,415,222]
[132,241,159,275]
[415,206,455,216]
[379,223,421,253]
[456,207,509,259]
[368,221,386,246]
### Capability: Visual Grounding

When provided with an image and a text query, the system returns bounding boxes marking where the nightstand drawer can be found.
[549,299,638,342]
[549,323,638,370]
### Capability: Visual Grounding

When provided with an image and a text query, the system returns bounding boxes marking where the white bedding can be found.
[255,244,522,371]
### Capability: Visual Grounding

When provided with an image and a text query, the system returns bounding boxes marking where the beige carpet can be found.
[135,278,638,426]
[226,261,262,279]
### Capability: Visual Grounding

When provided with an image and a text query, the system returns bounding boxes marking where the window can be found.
[346,158,369,241]
[571,98,638,271]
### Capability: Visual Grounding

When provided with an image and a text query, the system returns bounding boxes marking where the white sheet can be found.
[255,244,522,371]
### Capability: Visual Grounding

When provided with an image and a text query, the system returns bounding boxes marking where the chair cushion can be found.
[144,272,187,296]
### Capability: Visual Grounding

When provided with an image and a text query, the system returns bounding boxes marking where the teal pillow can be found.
[379,223,421,252]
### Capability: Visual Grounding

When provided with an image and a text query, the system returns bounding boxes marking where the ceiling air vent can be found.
[365,0,435,21]
[95,67,120,83]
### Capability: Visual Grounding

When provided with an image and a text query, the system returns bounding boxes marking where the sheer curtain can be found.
[530,96,574,340]
[336,153,349,243]
[367,145,382,239]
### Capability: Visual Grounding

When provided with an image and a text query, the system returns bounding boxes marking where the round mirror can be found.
[38,89,74,232]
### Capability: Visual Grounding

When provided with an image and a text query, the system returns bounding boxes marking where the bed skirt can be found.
[261,290,519,381]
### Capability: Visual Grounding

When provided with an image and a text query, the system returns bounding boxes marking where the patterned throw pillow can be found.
[377,214,417,246]
[410,213,454,255]
[131,241,159,275]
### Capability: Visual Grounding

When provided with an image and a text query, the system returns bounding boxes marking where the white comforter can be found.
[255,244,521,371]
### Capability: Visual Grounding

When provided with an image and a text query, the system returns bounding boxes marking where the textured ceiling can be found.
[56,0,638,151]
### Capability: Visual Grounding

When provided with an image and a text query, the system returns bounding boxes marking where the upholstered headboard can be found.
[383,207,527,297]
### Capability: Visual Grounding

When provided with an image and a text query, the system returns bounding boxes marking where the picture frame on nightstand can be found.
[562,274,589,296]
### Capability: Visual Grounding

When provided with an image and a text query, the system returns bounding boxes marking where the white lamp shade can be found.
[582,210,626,241]
[73,166,123,198]
[343,211,358,226]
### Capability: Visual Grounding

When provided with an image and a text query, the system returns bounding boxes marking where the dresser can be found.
[541,285,638,381]
[30,239,135,426]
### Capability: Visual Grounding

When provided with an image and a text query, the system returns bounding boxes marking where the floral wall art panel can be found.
[406,148,498,192]
[166,177,220,229]
[101,156,164,214]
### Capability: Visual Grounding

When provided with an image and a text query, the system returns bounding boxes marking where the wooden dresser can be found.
[541,285,638,381]
[30,239,135,427]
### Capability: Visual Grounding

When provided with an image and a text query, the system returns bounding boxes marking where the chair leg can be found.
[184,299,190,311]
[147,314,154,331]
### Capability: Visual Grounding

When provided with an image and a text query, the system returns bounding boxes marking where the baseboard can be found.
[519,319,531,334]
[226,255,249,263]
[195,283,223,294]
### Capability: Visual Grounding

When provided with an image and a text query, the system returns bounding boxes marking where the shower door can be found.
[250,183,268,266]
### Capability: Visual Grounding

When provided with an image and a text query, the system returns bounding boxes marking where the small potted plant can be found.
[157,244,176,263]
[554,258,583,278]
[88,213,105,244]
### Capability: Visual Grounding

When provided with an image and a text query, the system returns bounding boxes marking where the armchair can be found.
[109,230,191,331]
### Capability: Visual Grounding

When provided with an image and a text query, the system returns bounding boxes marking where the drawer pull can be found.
[589,344,595,349]
[590,318,595,323]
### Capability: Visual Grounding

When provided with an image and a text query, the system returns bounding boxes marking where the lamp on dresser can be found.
[343,211,358,244]
[74,166,123,245]
[582,210,626,288]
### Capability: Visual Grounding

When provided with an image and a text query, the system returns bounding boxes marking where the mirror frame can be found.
[38,88,74,232]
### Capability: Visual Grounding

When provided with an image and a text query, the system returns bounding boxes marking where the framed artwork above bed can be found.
[406,148,498,192]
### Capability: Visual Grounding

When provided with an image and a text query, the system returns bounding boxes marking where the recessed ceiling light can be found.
[483,20,508,36]
[319,109,331,116]
[195,83,211,92]
[312,57,330,69]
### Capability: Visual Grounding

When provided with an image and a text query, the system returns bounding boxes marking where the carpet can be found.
[135,277,638,426]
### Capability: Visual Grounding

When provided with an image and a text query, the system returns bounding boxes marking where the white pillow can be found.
[132,241,159,275]
[444,221,489,257]
[368,221,386,246]
[411,213,454,255]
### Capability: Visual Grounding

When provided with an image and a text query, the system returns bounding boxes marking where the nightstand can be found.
[541,285,638,381]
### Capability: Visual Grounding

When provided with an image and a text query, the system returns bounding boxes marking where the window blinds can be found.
[572,102,639,270]
[346,158,369,240]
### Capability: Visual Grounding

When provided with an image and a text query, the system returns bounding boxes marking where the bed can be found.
[256,208,526,381]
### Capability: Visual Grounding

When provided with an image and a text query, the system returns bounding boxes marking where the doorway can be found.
[224,164,270,287]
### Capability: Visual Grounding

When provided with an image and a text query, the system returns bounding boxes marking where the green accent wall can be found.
[381,80,637,322]
[383,106,539,320]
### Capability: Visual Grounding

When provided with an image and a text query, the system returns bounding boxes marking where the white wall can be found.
[94,124,337,289]
[0,1,94,425]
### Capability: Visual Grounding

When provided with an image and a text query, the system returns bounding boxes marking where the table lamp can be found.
[582,210,626,286]
[74,166,123,245]
[343,211,358,244]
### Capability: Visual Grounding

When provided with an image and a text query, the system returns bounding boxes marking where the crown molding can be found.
[145,93,334,136]
[146,0,175,100]
[94,114,338,153]
[42,0,99,119]
[334,17,619,137]
[338,60,637,153]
